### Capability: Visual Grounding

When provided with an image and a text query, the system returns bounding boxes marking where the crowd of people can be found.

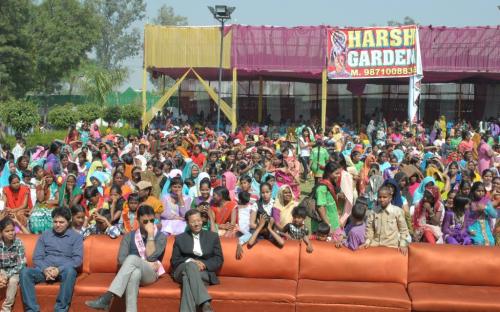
[0,114,499,311]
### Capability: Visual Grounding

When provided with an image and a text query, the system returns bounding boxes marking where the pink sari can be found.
[275,169,300,199]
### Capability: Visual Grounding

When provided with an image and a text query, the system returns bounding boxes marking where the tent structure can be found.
[142,24,500,131]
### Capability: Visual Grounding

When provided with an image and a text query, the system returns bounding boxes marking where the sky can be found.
[122,0,500,90]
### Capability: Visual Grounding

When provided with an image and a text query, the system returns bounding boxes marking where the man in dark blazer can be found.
[171,209,223,312]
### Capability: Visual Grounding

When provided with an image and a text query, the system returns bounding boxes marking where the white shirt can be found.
[238,203,257,234]
[299,137,311,157]
[192,233,202,257]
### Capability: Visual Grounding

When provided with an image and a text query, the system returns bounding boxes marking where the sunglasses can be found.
[142,219,155,225]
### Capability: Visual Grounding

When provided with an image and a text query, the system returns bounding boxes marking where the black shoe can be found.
[85,295,111,310]
[201,301,214,312]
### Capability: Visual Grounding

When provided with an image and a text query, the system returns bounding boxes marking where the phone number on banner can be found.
[351,66,417,77]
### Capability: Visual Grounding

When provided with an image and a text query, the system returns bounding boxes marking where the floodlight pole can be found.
[216,19,224,134]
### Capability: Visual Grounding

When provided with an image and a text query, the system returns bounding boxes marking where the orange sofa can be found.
[6,235,500,312]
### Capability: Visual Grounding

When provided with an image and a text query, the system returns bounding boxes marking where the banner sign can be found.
[327,25,420,79]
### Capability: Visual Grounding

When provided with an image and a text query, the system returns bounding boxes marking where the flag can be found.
[408,27,423,124]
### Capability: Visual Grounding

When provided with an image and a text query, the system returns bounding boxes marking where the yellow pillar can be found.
[141,67,148,130]
[458,83,462,120]
[321,69,327,132]
[357,96,362,129]
[231,68,238,133]
[258,77,263,123]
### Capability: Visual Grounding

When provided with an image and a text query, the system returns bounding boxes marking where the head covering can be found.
[194,172,210,197]
[222,171,237,201]
[182,161,199,182]
[420,152,434,172]
[392,149,404,164]
[86,160,104,186]
[412,176,436,205]
[274,185,298,228]
[58,174,82,207]
[136,180,153,190]
[382,179,403,208]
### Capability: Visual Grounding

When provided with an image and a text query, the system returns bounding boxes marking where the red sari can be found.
[212,200,237,225]
[3,186,33,226]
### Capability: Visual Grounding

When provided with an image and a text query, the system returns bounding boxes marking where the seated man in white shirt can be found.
[170,209,224,312]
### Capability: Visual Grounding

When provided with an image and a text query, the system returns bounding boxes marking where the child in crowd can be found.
[343,199,367,250]
[234,191,257,257]
[310,222,332,242]
[237,214,284,260]
[196,201,217,233]
[0,218,26,312]
[238,175,259,203]
[282,206,313,253]
[81,209,121,239]
[363,186,409,255]
[118,193,140,234]
[71,205,88,235]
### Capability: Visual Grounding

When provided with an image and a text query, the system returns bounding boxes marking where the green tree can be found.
[387,16,417,26]
[48,104,80,130]
[0,0,35,99]
[78,103,102,123]
[80,64,128,106]
[154,5,188,26]
[103,105,122,125]
[90,0,146,70]
[150,5,188,92]
[0,99,40,135]
[30,0,101,93]
[121,101,142,127]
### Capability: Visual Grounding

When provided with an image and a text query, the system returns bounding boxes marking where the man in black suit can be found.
[171,209,223,312]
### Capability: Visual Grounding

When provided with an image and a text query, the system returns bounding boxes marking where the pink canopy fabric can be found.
[231,25,327,76]
[419,26,500,82]
[150,25,500,82]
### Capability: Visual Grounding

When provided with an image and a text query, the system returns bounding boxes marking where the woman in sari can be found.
[359,154,376,195]
[211,186,237,237]
[468,181,497,246]
[274,185,298,231]
[412,187,444,244]
[313,162,342,239]
[275,154,301,200]
[0,160,21,188]
[57,174,82,210]
[442,195,472,245]
[413,176,437,206]
[338,155,356,227]
[65,126,80,150]
[222,171,237,201]
[106,171,132,200]
[29,171,58,233]
[45,142,62,176]
[160,177,192,236]
[3,174,32,228]
[86,160,104,186]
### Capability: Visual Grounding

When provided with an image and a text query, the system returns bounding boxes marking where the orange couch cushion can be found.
[210,277,296,303]
[85,236,122,273]
[409,243,500,286]
[297,279,410,310]
[218,238,299,280]
[408,282,500,312]
[299,242,408,285]
[18,234,41,268]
